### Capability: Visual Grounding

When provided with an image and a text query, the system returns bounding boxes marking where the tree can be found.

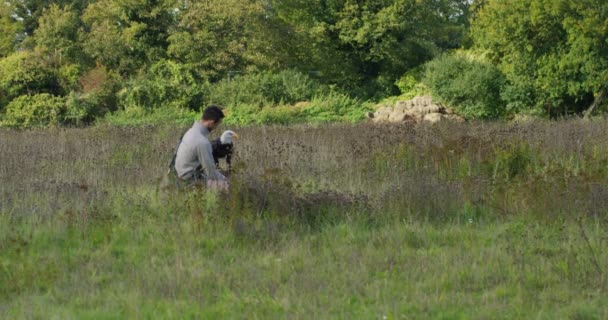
[167,0,279,81]
[270,0,472,97]
[81,0,176,74]
[471,0,608,117]
[33,4,82,65]
[562,0,608,117]
[0,3,23,57]
[6,0,91,36]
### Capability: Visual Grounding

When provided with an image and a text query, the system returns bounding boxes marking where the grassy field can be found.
[1,120,608,319]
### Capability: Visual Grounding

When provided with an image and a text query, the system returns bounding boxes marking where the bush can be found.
[64,92,105,125]
[423,53,506,119]
[300,92,372,123]
[207,70,326,107]
[500,81,544,117]
[381,67,431,103]
[117,60,206,111]
[2,94,68,127]
[101,106,198,127]
[0,52,61,109]
[223,92,371,125]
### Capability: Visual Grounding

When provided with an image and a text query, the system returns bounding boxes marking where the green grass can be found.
[2,189,606,319]
[97,92,373,127]
[1,120,608,318]
[99,106,200,127]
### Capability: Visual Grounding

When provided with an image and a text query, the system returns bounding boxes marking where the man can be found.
[174,106,228,190]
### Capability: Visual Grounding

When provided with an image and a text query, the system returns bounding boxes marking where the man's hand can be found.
[207,179,229,191]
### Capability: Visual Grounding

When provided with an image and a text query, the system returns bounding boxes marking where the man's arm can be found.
[197,141,226,181]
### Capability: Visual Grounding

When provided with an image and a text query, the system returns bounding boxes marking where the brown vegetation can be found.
[2,119,608,223]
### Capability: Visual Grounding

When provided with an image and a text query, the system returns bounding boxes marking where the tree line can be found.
[0,0,606,127]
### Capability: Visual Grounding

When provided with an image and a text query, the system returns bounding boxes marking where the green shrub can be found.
[117,60,206,111]
[0,52,61,109]
[57,63,83,93]
[223,92,371,125]
[396,73,420,97]
[384,67,431,103]
[301,92,372,123]
[224,104,262,126]
[257,105,303,125]
[500,81,545,117]
[207,70,326,107]
[64,92,103,125]
[423,53,506,119]
[101,106,198,127]
[2,94,68,127]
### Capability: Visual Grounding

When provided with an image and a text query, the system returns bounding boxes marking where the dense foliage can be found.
[0,0,607,126]
[471,0,608,117]
[423,53,506,119]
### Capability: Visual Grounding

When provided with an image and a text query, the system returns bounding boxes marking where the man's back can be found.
[175,121,217,180]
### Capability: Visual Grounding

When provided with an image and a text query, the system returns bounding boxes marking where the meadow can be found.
[1,119,608,319]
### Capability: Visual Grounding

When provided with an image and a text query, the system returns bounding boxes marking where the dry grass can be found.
[3,119,608,220]
[1,119,608,318]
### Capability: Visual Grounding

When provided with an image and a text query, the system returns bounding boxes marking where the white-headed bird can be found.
[211,130,239,172]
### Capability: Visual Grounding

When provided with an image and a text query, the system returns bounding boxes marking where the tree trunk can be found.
[584,85,607,119]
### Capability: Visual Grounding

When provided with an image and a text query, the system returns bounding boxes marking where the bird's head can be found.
[220,130,239,144]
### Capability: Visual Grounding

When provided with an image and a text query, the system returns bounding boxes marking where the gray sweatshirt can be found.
[174,121,226,181]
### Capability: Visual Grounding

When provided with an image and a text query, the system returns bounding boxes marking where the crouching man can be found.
[174,106,228,191]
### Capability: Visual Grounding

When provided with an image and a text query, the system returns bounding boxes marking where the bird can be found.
[220,130,239,145]
[212,130,239,172]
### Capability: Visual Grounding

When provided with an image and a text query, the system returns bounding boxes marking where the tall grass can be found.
[1,119,608,318]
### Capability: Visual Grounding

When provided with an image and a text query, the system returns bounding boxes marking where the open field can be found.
[1,120,608,319]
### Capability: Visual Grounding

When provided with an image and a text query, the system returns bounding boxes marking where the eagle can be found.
[211,130,239,172]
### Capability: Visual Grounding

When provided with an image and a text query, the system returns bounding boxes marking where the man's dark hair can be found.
[202,105,225,122]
